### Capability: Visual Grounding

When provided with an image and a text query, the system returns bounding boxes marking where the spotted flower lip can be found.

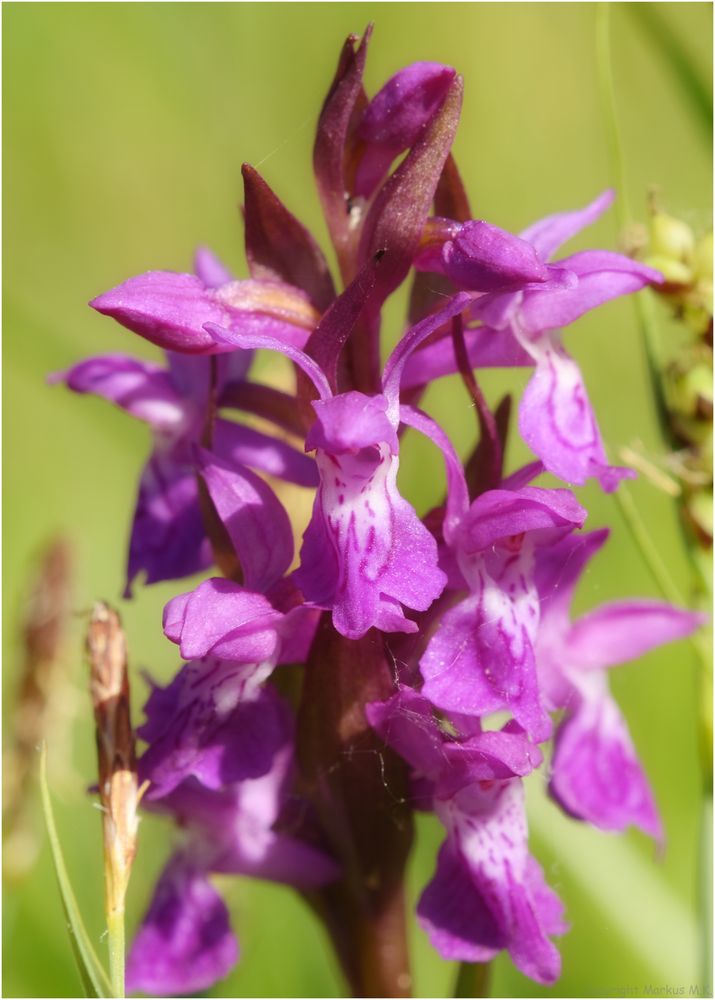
[203,292,471,639]
[411,417,587,740]
[296,432,445,637]
[517,332,636,493]
[419,790,566,984]
[137,662,340,891]
[367,688,565,984]
[137,658,288,799]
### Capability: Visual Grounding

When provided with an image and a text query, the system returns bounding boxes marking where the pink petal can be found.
[565,601,705,669]
[519,189,615,261]
[518,340,634,491]
[198,449,294,593]
[126,856,238,997]
[163,579,282,662]
[550,678,662,840]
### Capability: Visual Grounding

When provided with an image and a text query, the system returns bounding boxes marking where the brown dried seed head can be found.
[4,536,74,881]
[87,602,128,712]
[85,601,138,911]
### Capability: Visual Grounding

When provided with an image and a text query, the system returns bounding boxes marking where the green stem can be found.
[596,4,631,225]
[454,961,491,998]
[613,485,683,606]
[106,909,125,999]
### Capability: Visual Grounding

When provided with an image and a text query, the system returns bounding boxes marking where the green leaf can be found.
[39,744,111,998]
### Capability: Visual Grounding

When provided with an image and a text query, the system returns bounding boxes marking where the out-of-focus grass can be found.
[4,3,712,997]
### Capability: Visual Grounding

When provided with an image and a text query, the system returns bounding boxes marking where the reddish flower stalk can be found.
[297,617,413,997]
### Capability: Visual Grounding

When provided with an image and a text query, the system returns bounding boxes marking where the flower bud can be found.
[684,489,713,545]
[643,253,693,286]
[650,211,695,265]
[694,231,713,282]
[665,361,713,421]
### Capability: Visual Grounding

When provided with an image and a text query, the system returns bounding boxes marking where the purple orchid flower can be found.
[137,655,287,800]
[53,250,318,594]
[128,663,338,996]
[420,485,586,742]
[535,529,705,839]
[367,688,565,984]
[56,28,710,994]
[162,577,318,678]
[396,406,585,740]
[126,851,239,997]
[89,259,320,356]
[354,61,457,199]
[203,292,472,639]
[160,449,319,673]
[405,191,664,491]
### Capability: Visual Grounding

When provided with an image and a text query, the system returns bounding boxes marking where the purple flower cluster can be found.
[58,32,703,995]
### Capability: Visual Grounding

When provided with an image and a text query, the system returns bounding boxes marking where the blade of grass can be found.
[39,744,111,998]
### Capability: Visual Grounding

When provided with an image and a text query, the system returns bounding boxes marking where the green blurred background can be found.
[4,3,712,997]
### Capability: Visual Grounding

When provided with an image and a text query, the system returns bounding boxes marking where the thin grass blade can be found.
[39,744,111,998]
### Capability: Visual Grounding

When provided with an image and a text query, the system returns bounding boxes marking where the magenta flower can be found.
[398,411,585,740]
[54,28,706,997]
[128,668,338,997]
[54,253,317,594]
[89,267,319,356]
[535,529,705,838]
[205,291,472,639]
[126,853,238,997]
[367,688,565,984]
[405,191,663,490]
[419,485,586,742]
